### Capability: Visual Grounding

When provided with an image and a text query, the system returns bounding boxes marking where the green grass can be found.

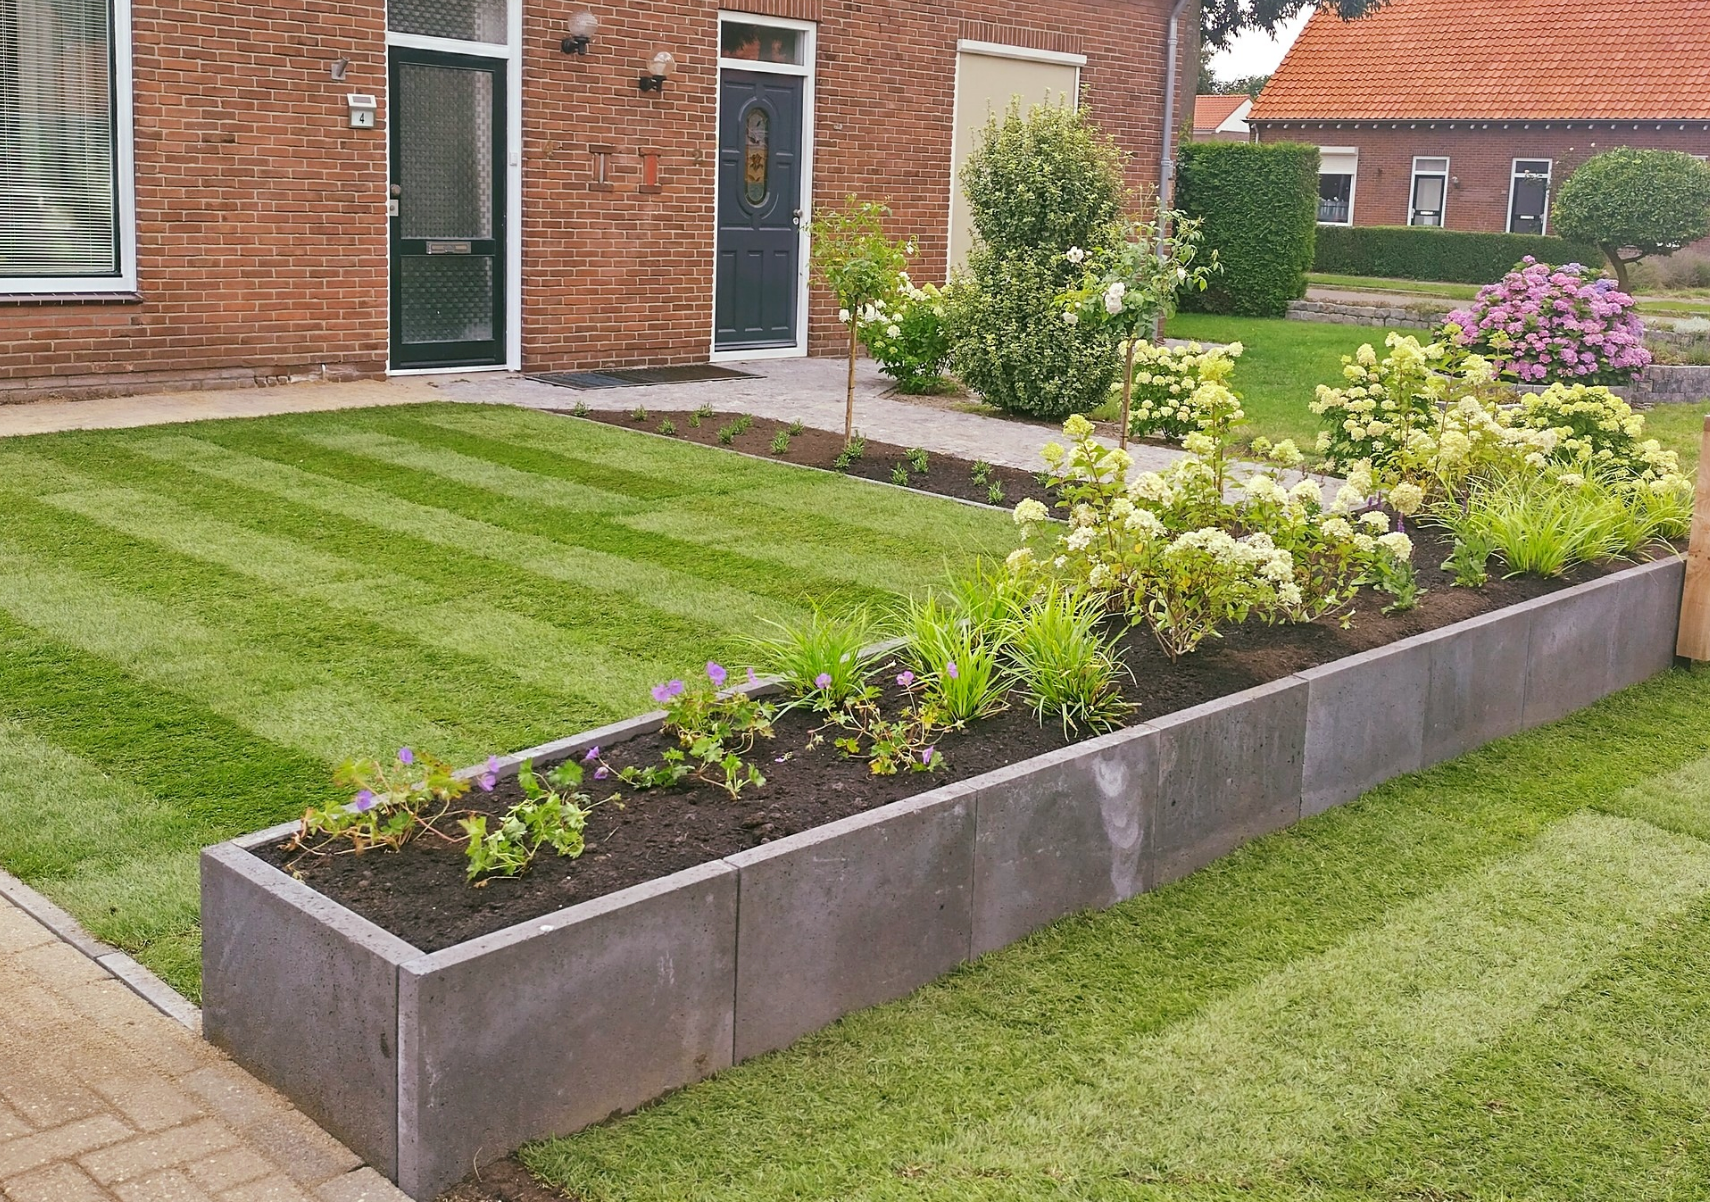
[1162,313,1409,448]
[0,404,1013,999]
[1307,271,1710,318]
[529,666,1710,1201]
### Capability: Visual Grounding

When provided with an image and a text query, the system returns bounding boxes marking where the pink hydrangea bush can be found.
[1445,257,1651,385]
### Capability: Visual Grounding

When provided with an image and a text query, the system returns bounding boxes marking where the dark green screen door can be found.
[389,49,506,368]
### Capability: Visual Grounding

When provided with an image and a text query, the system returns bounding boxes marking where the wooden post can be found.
[844,320,858,447]
[1675,414,1710,661]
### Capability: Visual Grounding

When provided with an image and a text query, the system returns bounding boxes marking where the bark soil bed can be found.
[259,522,1633,953]
[568,408,1053,506]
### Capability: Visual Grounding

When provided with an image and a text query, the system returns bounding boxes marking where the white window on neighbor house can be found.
[0,0,136,293]
[1409,156,1449,227]
[1317,147,1358,225]
[1508,159,1552,234]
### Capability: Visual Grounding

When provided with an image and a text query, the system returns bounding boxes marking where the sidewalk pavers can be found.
[0,892,406,1202]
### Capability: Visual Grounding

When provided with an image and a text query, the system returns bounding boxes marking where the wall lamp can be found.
[561,10,597,54]
[638,50,675,93]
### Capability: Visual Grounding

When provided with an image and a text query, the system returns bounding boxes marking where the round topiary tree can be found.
[949,100,1127,420]
[1552,148,1710,293]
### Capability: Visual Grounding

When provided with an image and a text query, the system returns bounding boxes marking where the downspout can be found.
[1155,0,1193,330]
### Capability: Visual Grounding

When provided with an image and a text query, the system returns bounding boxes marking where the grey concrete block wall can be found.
[1520,573,1633,728]
[201,841,419,1179]
[728,785,976,1062]
[1300,638,1431,816]
[1150,677,1310,885]
[970,724,1159,956]
[1421,604,1532,769]
[396,862,738,1200]
[1610,557,1686,691]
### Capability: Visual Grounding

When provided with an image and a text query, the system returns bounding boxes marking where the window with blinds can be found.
[0,0,121,282]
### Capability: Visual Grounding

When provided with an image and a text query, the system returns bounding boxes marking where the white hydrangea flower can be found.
[1387,482,1425,516]
[1320,516,1354,540]
[1086,563,1112,589]
[1012,498,1048,526]
[1005,547,1034,573]
[1360,511,1391,532]
[1124,508,1166,538]
[1377,531,1413,560]
[1065,527,1095,552]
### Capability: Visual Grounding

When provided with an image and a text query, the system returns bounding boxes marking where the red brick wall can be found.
[0,0,391,400]
[1252,120,1710,234]
[2,0,1186,398]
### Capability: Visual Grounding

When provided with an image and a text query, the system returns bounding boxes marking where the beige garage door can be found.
[948,42,1084,272]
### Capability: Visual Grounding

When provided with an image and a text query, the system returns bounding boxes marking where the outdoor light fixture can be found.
[561,10,597,54]
[638,50,674,92]
[330,56,350,80]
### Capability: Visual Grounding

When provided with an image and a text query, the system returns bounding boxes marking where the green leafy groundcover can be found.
[0,404,1013,1000]
[1315,225,1604,286]
[1177,141,1320,318]
[528,668,1710,1201]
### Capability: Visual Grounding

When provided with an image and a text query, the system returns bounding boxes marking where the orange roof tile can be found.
[1250,0,1710,123]
[1193,94,1251,131]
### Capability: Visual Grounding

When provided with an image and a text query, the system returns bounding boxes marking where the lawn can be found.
[1307,271,1710,319]
[529,664,1710,1201]
[0,403,1013,999]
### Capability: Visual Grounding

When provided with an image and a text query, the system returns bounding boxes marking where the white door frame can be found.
[384,7,523,375]
[1506,157,1553,235]
[1408,155,1450,228]
[708,11,817,363]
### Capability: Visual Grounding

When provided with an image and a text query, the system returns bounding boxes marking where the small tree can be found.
[808,199,910,446]
[1553,149,1710,293]
[1059,212,1218,449]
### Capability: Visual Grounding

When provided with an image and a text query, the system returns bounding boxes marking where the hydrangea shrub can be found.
[855,272,952,393]
[1445,257,1651,385]
[1123,341,1244,442]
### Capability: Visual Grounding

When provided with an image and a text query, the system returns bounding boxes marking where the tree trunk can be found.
[1118,337,1138,452]
[845,320,858,447]
[1602,243,1633,294]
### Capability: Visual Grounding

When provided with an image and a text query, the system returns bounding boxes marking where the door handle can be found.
[792,208,802,227]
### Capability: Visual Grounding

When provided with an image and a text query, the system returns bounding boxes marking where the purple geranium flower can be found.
[814,672,832,689]
[397,747,414,766]
[747,666,760,686]
[668,679,686,697]
[594,766,609,781]
[706,661,727,688]
[354,789,376,812]
[921,747,935,767]
[478,771,497,791]
[897,670,915,689]
[583,746,600,764]
[650,682,674,704]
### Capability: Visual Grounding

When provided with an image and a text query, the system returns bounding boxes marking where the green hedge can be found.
[1177,141,1320,317]
[1313,225,1604,285]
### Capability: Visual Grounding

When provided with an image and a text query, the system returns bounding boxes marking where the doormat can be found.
[528,364,761,390]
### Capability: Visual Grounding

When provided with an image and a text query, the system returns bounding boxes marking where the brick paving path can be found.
[0,892,406,1202]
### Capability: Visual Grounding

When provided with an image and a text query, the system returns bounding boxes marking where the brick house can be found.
[0,0,1197,401]
[1247,0,1710,234]
[1191,94,1250,142]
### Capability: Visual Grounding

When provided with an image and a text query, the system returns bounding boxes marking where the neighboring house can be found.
[1248,0,1710,234]
[0,0,1194,401]
[1192,94,1252,142]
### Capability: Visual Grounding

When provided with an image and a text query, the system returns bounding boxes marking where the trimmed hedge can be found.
[1177,141,1319,317]
[1314,225,1604,285]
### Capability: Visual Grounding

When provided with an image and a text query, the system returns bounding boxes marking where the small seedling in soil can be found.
[631,405,649,422]
[693,402,716,423]
[987,481,1005,505]
[971,460,992,485]
[571,401,591,417]
[658,419,677,436]
[732,414,755,435]
[688,411,704,428]
[891,465,910,485]
[1034,469,1055,488]
[906,447,929,474]
[770,431,791,455]
[832,437,867,472]
[788,420,805,436]
[716,423,737,445]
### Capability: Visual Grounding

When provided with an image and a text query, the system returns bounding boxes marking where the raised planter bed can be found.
[202,555,1685,1200]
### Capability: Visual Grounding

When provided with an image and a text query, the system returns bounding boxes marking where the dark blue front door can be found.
[715,71,803,351]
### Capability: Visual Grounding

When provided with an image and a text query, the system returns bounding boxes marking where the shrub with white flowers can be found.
[855,272,953,394]
[1123,340,1244,443]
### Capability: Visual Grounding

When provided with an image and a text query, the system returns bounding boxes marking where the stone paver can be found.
[0,893,409,1202]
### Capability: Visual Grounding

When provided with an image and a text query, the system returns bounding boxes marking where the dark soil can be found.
[437,1157,564,1202]
[569,408,1052,506]
[259,516,1639,954]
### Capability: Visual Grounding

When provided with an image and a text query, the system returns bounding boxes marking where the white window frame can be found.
[1506,157,1553,235]
[1408,156,1450,227]
[708,11,818,363]
[2,0,138,295]
[384,0,523,374]
[946,40,1085,273]
[1315,146,1358,227]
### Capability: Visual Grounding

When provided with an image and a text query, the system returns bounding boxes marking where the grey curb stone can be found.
[1520,572,1633,728]
[201,844,419,1180]
[396,861,738,1201]
[1150,676,1309,885]
[971,723,1158,956]
[1299,637,1431,816]
[728,783,977,1063]
[1421,603,1532,768]
[1610,556,1685,691]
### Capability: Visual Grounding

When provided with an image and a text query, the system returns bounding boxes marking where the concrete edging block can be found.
[1299,636,1431,816]
[1421,603,1532,769]
[395,861,738,1201]
[728,783,976,1063]
[1150,676,1309,885]
[970,722,1159,956]
[200,842,419,1180]
[1610,555,1685,692]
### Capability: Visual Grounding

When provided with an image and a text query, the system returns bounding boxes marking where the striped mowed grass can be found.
[528,668,1710,1202]
[0,402,1014,999]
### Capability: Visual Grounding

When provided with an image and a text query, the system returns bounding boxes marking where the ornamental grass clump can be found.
[1444,258,1651,385]
[747,606,880,713]
[898,594,1009,724]
[1003,585,1129,735]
